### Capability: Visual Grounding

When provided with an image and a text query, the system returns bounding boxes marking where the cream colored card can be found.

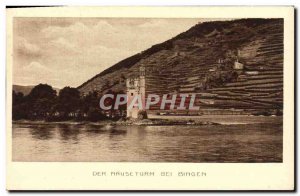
[6,6,294,190]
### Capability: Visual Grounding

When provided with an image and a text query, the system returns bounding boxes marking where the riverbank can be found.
[12,115,282,126]
[112,118,220,126]
[12,118,220,126]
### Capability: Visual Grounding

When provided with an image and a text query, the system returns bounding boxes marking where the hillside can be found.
[78,18,283,112]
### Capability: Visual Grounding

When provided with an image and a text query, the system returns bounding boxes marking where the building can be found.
[234,60,244,70]
[233,50,244,70]
[126,66,146,118]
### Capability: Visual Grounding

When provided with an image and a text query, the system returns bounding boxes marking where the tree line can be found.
[12,84,126,121]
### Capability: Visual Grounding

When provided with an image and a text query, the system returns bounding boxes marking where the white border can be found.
[0,1,298,194]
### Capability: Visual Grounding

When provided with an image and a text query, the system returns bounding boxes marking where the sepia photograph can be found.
[6,6,294,191]
[12,17,284,162]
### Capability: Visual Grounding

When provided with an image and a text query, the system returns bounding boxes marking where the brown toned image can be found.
[12,17,284,163]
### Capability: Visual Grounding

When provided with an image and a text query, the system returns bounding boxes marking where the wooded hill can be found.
[78,19,283,112]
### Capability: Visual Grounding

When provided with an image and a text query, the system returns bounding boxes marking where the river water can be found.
[12,116,282,162]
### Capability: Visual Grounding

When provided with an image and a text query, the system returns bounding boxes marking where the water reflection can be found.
[109,128,127,137]
[57,124,80,141]
[29,125,54,140]
[12,120,283,162]
[84,125,108,135]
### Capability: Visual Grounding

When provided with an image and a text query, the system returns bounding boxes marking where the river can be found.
[12,116,282,162]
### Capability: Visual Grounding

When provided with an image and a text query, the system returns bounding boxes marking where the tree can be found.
[27,84,57,119]
[56,87,81,119]
[116,90,126,117]
[81,91,106,121]
[28,84,57,100]
[105,89,117,118]
[12,90,24,105]
[12,90,28,120]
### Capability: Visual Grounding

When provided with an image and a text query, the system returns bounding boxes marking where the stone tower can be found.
[126,66,146,118]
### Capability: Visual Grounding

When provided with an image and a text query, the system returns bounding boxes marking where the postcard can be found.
[6,6,294,190]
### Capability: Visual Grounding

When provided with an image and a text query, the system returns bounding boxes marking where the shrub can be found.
[137,110,148,120]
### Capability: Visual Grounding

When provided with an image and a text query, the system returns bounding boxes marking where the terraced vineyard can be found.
[78,18,283,114]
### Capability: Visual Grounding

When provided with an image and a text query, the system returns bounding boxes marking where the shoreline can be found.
[12,115,282,126]
[12,119,220,126]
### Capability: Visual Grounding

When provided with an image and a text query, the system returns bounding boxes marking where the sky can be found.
[13,18,218,88]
